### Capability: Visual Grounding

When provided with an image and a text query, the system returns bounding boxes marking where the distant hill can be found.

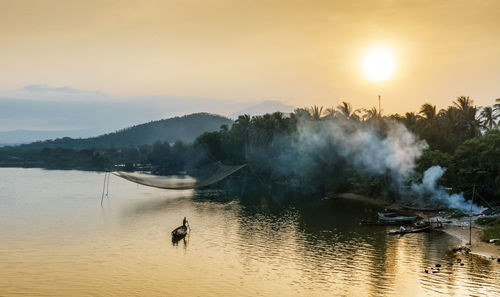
[10,113,233,150]
[229,100,294,119]
[0,129,92,146]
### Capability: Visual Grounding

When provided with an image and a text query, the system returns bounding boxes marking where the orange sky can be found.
[1,0,499,114]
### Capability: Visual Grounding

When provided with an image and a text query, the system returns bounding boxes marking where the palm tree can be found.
[235,114,251,127]
[453,96,473,111]
[336,101,360,120]
[480,106,499,130]
[495,98,500,113]
[438,106,459,130]
[419,103,437,121]
[233,114,252,154]
[402,112,419,132]
[324,106,336,119]
[452,96,480,139]
[308,105,324,121]
[293,108,312,120]
[415,103,441,149]
[361,107,379,122]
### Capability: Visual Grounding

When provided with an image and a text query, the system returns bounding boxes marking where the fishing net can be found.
[113,162,246,190]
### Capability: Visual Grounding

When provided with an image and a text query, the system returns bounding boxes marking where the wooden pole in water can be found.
[101,172,108,206]
[106,171,110,197]
[469,185,475,245]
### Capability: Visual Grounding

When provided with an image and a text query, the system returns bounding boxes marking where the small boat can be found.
[388,221,431,235]
[388,225,431,235]
[400,205,447,212]
[171,225,188,238]
[360,219,413,226]
[378,212,418,223]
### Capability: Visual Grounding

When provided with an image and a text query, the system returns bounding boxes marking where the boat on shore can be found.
[360,219,414,226]
[388,221,431,235]
[378,212,418,223]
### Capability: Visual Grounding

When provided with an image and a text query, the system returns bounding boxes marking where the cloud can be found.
[0,85,108,101]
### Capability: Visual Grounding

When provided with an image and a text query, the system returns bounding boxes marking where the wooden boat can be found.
[360,219,414,226]
[388,224,431,235]
[171,225,188,238]
[378,212,418,223]
[400,205,447,212]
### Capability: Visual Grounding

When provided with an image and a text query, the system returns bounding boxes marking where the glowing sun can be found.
[362,47,395,82]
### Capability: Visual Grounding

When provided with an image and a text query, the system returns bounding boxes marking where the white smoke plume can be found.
[410,166,485,212]
[285,118,481,210]
[293,119,427,186]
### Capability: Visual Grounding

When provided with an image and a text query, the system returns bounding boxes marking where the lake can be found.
[0,168,499,296]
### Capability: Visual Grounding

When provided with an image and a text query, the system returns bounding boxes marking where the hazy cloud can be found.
[1,85,108,101]
[0,85,293,143]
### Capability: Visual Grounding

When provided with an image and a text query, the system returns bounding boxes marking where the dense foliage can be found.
[1,97,499,204]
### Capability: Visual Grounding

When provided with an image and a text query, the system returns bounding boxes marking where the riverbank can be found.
[328,193,500,260]
[440,220,500,260]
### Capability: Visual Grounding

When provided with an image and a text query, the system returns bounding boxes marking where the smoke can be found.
[277,118,428,191]
[410,166,485,212]
[269,117,481,211]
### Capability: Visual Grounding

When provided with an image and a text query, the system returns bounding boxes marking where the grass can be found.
[441,208,466,218]
[475,216,500,226]
[475,216,500,245]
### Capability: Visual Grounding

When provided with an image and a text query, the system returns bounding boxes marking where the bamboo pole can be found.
[101,172,108,206]
[106,171,110,198]
[469,185,475,245]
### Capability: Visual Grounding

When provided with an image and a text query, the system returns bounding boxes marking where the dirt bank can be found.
[441,224,500,260]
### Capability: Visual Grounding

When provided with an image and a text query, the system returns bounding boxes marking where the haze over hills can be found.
[229,100,295,119]
[9,113,233,150]
[0,129,92,146]
[0,86,296,145]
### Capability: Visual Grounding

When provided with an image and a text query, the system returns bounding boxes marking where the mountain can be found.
[228,100,295,119]
[0,129,92,146]
[9,113,233,150]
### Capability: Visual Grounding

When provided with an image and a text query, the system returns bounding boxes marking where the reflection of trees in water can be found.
[217,193,395,294]
[194,192,500,296]
[129,188,499,295]
[290,198,393,295]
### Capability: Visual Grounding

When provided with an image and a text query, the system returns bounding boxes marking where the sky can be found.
[1,0,499,136]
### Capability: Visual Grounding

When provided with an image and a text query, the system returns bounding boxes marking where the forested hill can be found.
[10,113,233,150]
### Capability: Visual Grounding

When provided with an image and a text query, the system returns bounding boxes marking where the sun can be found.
[362,46,395,82]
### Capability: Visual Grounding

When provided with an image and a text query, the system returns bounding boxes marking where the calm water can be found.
[0,168,498,296]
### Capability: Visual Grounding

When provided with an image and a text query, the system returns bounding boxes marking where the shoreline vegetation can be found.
[1,97,498,202]
[1,97,499,258]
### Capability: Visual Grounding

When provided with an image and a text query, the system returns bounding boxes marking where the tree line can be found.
[0,97,499,203]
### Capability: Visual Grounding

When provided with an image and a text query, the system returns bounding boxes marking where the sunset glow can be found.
[362,47,395,82]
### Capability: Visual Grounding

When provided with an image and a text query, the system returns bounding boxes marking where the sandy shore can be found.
[441,225,500,260]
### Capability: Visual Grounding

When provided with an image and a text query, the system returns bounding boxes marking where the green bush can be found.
[476,216,500,226]
[480,226,500,245]
[476,216,500,245]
